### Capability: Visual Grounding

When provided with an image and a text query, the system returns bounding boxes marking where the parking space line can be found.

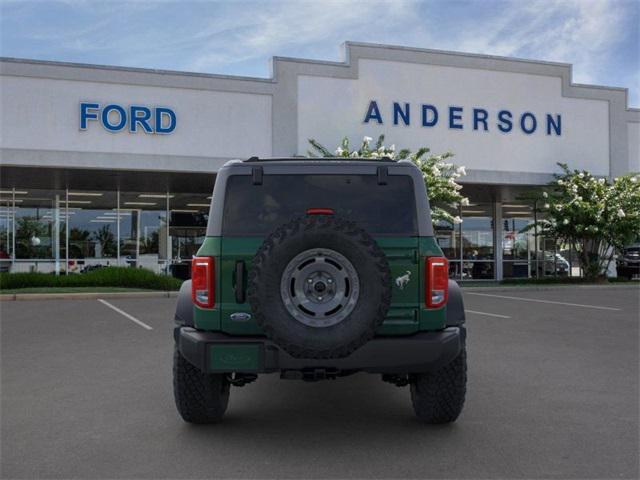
[97,299,153,330]
[466,292,621,311]
[465,309,511,319]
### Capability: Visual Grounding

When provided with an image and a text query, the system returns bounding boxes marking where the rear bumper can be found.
[175,326,463,375]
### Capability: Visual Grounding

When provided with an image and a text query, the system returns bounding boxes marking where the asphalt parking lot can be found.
[1,286,638,479]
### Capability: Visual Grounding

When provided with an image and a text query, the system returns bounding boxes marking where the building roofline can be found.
[0,56,273,84]
[0,40,637,110]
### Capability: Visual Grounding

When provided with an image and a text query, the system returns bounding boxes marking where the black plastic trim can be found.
[174,280,194,327]
[446,280,466,326]
[176,327,462,374]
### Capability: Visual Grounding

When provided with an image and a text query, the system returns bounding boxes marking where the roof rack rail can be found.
[243,156,397,163]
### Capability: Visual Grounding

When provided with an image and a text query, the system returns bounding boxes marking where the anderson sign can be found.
[363,100,562,136]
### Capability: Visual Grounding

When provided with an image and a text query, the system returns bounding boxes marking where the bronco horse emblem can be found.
[395,271,412,290]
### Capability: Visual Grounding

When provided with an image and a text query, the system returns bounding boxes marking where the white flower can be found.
[578,172,584,178]
[555,205,562,211]
[576,196,582,201]
[431,167,440,176]
[453,216,462,224]
[370,152,379,158]
[572,185,578,193]
[631,176,638,183]
[544,203,550,209]
[563,219,569,225]
[389,144,395,152]
[456,166,467,176]
[363,136,372,143]
[335,147,343,156]
[542,191,548,198]
[557,179,564,185]
[598,178,605,184]
[377,146,385,153]
[618,208,626,218]
[448,177,457,185]
[461,197,470,206]
[350,151,358,158]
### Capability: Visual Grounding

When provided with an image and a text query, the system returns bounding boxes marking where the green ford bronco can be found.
[173,157,467,424]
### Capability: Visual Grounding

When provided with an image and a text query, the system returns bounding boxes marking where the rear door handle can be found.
[234,260,246,304]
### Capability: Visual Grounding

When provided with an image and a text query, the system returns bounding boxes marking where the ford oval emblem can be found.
[230,312,252,322]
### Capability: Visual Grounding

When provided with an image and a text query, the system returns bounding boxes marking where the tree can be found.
[92,225,116,257]
[533,163,640,280]
[15,216,49,258]
[308,135,469,225]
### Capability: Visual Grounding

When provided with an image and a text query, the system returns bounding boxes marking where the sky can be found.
[1,0,638,106]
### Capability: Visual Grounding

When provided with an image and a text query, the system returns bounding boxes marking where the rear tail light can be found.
[426,256,449,308]
[192,256,215,308]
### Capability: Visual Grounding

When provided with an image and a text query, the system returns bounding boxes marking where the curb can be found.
[462,283,639,292]
[0,291,179,301]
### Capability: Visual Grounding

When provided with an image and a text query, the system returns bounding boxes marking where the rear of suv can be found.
[173,157,467,424]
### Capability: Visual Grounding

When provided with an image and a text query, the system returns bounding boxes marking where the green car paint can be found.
[193,234,447,334]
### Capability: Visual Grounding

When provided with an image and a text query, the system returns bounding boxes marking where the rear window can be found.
[222,174,417,236]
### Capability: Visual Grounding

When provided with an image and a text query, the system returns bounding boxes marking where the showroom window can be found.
[0,188,209,276]
[461,203,494,280]
[66,190,118,272]
[119,192,170,273]
[502,202,536,278]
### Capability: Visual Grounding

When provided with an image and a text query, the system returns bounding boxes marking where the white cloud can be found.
[184,0,418,72]
[427,0,630,86]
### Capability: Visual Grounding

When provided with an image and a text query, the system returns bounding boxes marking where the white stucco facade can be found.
[0,42,637,279]
[0,41,638,182]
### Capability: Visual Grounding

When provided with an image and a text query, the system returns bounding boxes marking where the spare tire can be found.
[248,215,391,359]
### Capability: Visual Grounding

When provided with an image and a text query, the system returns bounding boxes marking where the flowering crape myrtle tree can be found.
[308,135,469,225]
[535,163,640,280]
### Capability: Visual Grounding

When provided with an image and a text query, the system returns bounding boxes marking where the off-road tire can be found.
[173,344,230,424]
[248,215,391,359]
[410,344,467,423]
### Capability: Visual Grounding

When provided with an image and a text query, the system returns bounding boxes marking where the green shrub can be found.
[0,267,183,291]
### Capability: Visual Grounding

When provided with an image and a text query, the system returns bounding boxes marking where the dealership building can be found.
[1,42,638,280]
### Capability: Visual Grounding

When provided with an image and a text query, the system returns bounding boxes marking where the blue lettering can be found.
[421,104,438,127]
[155,107,176,134]
[520,112,537,134]
[364,100,383,124]
[130,105,153,133]
[546,114,561,136]
[497,110,513,133]
[473,108,488,131]
[101,104,127,132]
[449,106,463,129]
[393,102,410,126]
[80,102,99,130]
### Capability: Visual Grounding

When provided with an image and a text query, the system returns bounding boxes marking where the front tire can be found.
[410,345,467,424]
[173,345,230,424]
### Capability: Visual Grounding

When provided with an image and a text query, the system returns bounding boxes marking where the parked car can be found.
[616,243,640,280]
[537,252,569,276]
[173,157,467,424]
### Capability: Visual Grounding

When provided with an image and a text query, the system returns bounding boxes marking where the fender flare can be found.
[446,280,466,327]
[174,280,194,327]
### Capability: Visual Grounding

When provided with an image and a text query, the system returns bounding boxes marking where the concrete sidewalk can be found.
[0,290,179,301]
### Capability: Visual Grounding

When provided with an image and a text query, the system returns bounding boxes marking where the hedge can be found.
[0,267,183,291]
